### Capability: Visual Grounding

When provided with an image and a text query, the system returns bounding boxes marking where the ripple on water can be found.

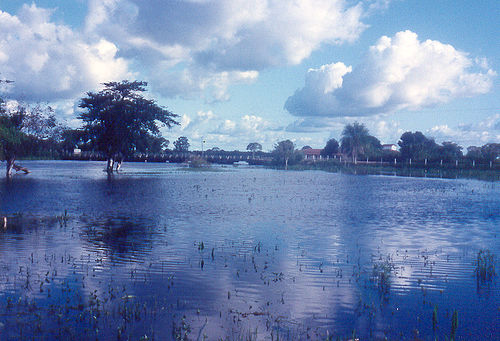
[0,161,498,340]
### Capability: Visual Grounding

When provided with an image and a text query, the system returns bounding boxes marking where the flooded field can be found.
[0,161,498,340]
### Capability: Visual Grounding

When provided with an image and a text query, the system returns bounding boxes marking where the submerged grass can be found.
[371,256,395,296]
[0,214,496,340]
[285,161,500,181]
[475,249,496,282]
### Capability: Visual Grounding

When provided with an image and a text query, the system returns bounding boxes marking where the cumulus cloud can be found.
[428,114,500,147]
[285,30,496,117]
[1,1,374,102]
[84,0,367,100]
[86,0,365,67]
[151,67,258,103]
[286,117,346,133]
[286,114,403,145]
[164,110,283,150]
[0,4,130,101]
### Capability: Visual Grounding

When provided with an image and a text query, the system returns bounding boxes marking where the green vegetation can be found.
[450,310,458,341]
[188,155,209,168]
[320,138,339,158]
[174,136,190,152]
[475,249,496,282]
[341,122,381,162]
[1,81,499,179]
[271,139,303,169]
[246,142,262,159]
[79,80,179,173]
[371,256,395,296]
[0,100,63,176]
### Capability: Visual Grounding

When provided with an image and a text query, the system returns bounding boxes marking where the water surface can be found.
[0,161,498,339]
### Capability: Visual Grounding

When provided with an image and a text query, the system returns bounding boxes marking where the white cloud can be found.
[365,0,392,14]
[286,117,345,133]
[371,119,403,144]
[151,67,259,102]
[428,114,500,147]
[164,111,283,150]
[285,30,496,117]
[0,4,130,102]
[84,0,368,100]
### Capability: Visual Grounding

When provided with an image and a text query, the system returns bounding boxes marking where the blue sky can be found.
[0,0,498,151]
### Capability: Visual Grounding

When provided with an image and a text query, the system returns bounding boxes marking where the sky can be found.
[0,0,498,151]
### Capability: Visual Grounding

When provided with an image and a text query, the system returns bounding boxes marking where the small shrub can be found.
[189,156,209,168]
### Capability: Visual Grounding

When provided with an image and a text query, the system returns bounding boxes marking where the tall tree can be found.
[438,142,463,161]
[321,138,339,158]
[364,135,383,159]
[174,136,190,152]
[481,143,500,161]
[60,129,86,154]
[246,142,262,158]
[466,146,482,160]
[0,99,29,176]
[340,122,371,162]
[16,103,62,140]
[79,80,179,173]
[398,131,438,161]
[272,140,302,169]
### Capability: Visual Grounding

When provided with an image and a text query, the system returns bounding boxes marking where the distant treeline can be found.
[1,81,499,177]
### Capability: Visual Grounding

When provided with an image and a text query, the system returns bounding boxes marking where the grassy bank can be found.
[285,160,500,181]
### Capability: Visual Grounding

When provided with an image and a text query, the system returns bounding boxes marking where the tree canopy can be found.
[466,144,500,161]
[0,98,27,175]
[321,138,339,157]
[439,142,463,161]
[398,131,438,161]
[272,139,302,169]
[79,80,179,172]
[246,142,262,153]
[174,136,190,152]
[341,122,381,161]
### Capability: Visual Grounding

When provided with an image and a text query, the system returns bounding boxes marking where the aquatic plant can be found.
[172,315,191,340]
[189,156,210,168]
[372,256,395,296]
[450,310,458,341]
[432,305,438,331]
[475,249,496,282]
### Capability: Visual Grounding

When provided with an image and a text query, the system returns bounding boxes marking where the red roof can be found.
[303,149,322,156]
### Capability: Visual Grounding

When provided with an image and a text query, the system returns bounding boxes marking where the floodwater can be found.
[0,160,498,340]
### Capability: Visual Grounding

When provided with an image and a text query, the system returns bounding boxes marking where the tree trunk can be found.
[13,163,30,174]
[115,157,123,171]
[6,157,14,177]
[106,158,114,173]
[285,157,289,170]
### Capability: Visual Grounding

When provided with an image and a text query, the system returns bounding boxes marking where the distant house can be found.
[303,148,322,160]
[382,144,398,152]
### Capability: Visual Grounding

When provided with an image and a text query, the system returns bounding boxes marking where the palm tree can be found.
[341,122,370,163]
